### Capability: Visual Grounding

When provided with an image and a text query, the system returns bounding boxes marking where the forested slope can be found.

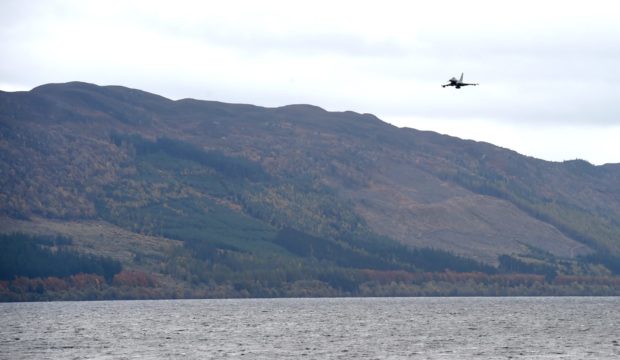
[1,82,619,300]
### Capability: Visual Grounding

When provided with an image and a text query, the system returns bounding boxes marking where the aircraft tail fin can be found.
[459,73,464,82]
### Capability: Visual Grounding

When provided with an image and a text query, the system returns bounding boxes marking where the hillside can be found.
[1,82,620,299]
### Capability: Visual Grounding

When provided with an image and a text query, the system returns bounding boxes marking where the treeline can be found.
[4,268,620,301]
[497,255,557,280]
[0,233,122,281]
[351,233,495,273]
[0,270,160,302]
[274,228,395,271]
[355,271,620,297]
[110,133,268,181]
[2,230,620,301]
[274,228,495,274]
[578,252,620,275]
[161,227,499,294]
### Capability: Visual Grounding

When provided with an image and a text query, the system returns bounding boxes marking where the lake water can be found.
[1,297,619,359]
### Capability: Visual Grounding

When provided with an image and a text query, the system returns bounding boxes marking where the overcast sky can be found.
[2,0,619,164]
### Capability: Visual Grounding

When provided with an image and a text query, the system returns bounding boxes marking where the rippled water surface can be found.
[2,297,619,359]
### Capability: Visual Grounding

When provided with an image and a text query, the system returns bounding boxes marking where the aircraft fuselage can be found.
[442,73,478,89]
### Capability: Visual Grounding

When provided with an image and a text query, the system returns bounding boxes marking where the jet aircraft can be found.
[442,73,478,89]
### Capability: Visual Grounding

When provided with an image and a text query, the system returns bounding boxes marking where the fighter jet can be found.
[442,73,478,89]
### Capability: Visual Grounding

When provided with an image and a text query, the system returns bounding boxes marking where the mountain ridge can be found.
[2,81,620,299]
